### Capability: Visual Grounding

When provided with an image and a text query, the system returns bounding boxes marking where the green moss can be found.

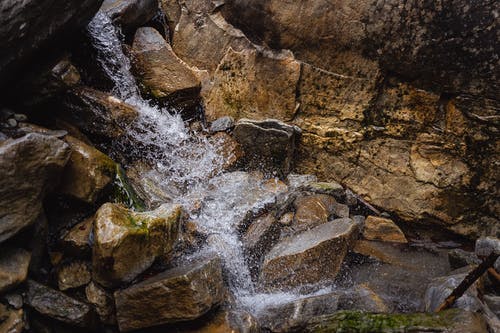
[308,310,463,333]
[112,165,146,211]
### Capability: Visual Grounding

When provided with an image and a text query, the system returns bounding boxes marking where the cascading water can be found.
[86,13,332,314]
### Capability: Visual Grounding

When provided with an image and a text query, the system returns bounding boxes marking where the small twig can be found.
[435,252,499,312]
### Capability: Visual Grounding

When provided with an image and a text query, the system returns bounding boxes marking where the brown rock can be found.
[0,248,31,294]
[260,218,359,290]
[85,282,116,325]
[60,217,93,256]
[0,133,70,242]
[114,254,224,332]
[0,304,23,333]
[132,27,201,108]
[57,261,91,291]
[292,194,348,232]
[92,203,183,288]
[209,132,244,170]
[363,216,407,243]
[59,136,117,203]
[180,308,260,333]
[205,47,300,122]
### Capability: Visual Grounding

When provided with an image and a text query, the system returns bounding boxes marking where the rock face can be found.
[233,119,300,176]
[0,0,103,87]
[0,248,31,294]
[362,216,407,243]
[132,27,201,109]
[0,133,71,242]
[59,136,117,203]
[114,255,224,332]
[24,280,96,328]
[92,203,183,287]
[260,218,359,290]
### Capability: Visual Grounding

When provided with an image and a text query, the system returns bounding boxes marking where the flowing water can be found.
[87,13,332,314]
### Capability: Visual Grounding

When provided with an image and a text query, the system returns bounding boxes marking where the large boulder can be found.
[114,254,224,331]
[0,0,103,88]
[92,202,183,287]
[0,133,71,242]
[131,27,201,109]
[0,248,31,294]
[59,135,117,203]
[260,218,359,290]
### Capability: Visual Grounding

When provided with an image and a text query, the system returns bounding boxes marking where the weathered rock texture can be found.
[161,0,498,237]
[114,255,224,331]
[0,248,31,294]
[0,0,103,87]
[93,203,183,287]
[0,133,71,242]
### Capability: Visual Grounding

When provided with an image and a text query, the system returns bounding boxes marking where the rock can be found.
[210,116,235,133]
[125,162,172,209]
[61,87,138,140]
[292,194,337,232]
[0,248,31,294]
[4,293,23,309]
[179,308,260,333]
[233,119,300,176]
[260,218,359,290]
[60,217,93,257]
[484,295,500,318]
[258,292,340,332]
[337,285,389,313]
[0,133,71,242]
[278,212,294,226]
[299,309,488,333]
[353,240,410,268]
[243,213,280,271]
[475,237,500,271]
[101,0,158,31]
[362,216,407,243]
[57,261,91,291]
[208,132,244,170]
[305,181,345,200]
[114,254,224,331]
[0,304,23,333]
[448,249,481,270]
[85,282,116,325]
[24,280,96,328]
[204,47,301,122]
[59,136,117,203]
[286,174,317,190]
[0,0,103,87]
[424,271,482,312]
[92,202,183,288]
[131,27,201,109]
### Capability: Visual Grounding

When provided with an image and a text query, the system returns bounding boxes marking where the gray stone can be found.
[233,119,300,176]
[0,133,70,242]
[0,248,31,294]
[114,254,225,331]
[484,294,500,318]
[448,249,481,270]
[260,218,359,290]
[24,280,96,328]
[4,293,23,309]
[210,116,235,133]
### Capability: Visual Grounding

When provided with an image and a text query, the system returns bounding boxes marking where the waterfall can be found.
[86,13,333,314]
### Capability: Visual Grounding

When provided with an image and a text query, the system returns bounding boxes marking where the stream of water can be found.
[87,13,332,314]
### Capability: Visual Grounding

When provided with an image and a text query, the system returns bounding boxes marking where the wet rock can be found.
[210,116,235,133]
[424,270,482,312]
[233,119,300,176]
[0,303,24,333]
[114,254,224,331]
[209,132,244,170]
[61,87,138,140]
[286,174,317,190]
[448,249,481,270]
[362,216,407,243]
[205,47,301,122]
[337,285,389,313]
[260,218,359,290]
[101,0,158,31]
[299,309,488,333]
[0,133,71,242]
[60,217,93,257]
[24,280,96,328]
[258,293,340,332]
[243,213,280,270]
[180,308,260,333]
[353,240,409,267]
[92,202,183,288]
[85,282,116,325]
[0,0,103,87]
[304,181,345,200]
[292,194,337,232]
[57,261,91,291]
[0,248,31,294]
[59,136,117,203]
[131,27,201,109]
